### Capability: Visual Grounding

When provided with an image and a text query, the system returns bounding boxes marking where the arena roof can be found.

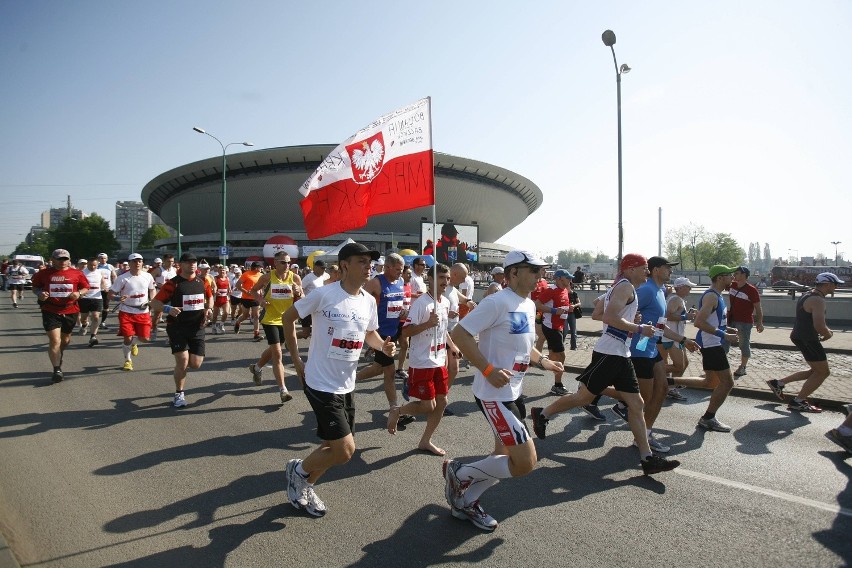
[141,145,542,244]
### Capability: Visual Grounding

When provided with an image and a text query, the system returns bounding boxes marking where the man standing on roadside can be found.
[149,252,213,408]
[282,242,395,517]
[767,272,844,413]
[31,249,90,383]
[728,266,764,377]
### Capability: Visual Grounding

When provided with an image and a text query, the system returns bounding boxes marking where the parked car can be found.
[771,280,809,292]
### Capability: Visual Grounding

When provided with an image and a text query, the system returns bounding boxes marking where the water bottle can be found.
[635,324,650,351]
[654,316,667,339]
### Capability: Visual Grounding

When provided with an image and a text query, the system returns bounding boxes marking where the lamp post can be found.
[602,29,631,268]
[193,127,253,266]
[831,241,842,266]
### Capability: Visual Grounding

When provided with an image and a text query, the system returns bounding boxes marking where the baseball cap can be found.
[503,250,548,268]
[375,256,385,265]
[128,253,143,261]
[76,259,86,264]
[338,242,380,261]
[648,256,679,270]
[97,252,108,258]
[251,261,263,269]
[153,257,162,263]
[553,268,572,279]
[179,252,197,262]
[490,266,504,275]
[673,276,697,288]
[620,253,647,271]
[815,272,844,284]
[734,265,750,276]
[198,261,210,269]
[708,265,736,278]
[52,249,71,260]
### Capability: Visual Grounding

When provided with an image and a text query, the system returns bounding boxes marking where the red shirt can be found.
[538,285,572,331]
[728,281,760,324]
[31,267,90,315]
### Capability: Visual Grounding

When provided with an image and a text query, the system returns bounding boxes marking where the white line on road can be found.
[676,468,852,518]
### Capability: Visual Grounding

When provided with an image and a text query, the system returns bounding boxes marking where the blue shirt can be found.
[629,279,666,358]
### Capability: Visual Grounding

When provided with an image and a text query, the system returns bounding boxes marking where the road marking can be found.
[675,468,852,518]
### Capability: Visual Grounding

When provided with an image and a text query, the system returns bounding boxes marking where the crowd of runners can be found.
[17,245,852,531]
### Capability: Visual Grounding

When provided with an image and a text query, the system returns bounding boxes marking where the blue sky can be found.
[1,1,849,263]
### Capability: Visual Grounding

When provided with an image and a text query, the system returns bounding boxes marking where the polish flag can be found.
[299,97,434,239]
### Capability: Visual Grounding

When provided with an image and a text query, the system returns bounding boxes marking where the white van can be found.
[11,254,46,288]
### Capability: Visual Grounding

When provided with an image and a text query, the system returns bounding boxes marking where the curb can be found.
[576,331,852,355]
[0,532,21,568]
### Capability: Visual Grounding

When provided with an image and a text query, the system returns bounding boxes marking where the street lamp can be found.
[831,241,842,266]
[193,127,254,265]
[602,30,631,268]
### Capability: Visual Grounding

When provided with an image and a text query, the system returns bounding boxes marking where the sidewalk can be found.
[561,318,852,408]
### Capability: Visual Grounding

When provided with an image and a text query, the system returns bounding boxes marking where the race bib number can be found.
[386,300,404,319]
[328,328,366,362]
[511,354,530,386]
[216,288,229,297]
[270,285,293,300]
[182,293,205,311]
[49,283,73,298]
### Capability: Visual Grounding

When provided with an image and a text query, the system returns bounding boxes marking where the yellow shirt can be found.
[261,270,296,326]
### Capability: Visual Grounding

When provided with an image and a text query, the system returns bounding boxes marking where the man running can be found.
[6,259,29,308]
[96,253,118,331]
[534,268,575,397]
[445,250,564,531]
[109,253,156,371]
[483,266,505,298]
[767,272,844,413]
[282,242,395,517]
[296,259,328,339]
[31,249,90,382]
[210,264,231,334]
[148,253,176,341]
[728,266,764,377]
[80,257,109,346]
[248,251,302,403]
[234,261,264,340]
[529,254,682,475]
[410,256,428,300]
[149,252,213,408]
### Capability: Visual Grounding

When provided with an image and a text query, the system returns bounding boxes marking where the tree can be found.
[138,224,171,249]
[594,252,611,263]
[13,232,50,258]
[706,233,746,267]
[47,214,120,260]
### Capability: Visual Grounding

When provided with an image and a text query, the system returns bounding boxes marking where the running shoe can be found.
[641,454,681,475]
[99,323,109,330]
[280,390,293,403]
[249,363,263,385]
[253,334,263,342]
[131,344,139,356]
[51,369,63,383]
[442,459,465,509]
[733,366,747,377]
[698,416,731,432]
[825,429,852,453]
[788,399,822,413]
[12,302,18,308]
[582,404,606,421]
[303,486,327,517]
[550,384,569,396]
[122,360,133,371]
[394,369,409,381]
[88,336,99,348]
[402,375,410,401]
[648,433,671,453]
[667,388,686,401]
[286,459,309,508]
[766,379,785,401]
[234,323,241,334]
[150,328,158,341]
[530,407,548,439]
[79,324,88,336]
[173,392,187,408]
[451,500,498,531]
[612,403,629,421]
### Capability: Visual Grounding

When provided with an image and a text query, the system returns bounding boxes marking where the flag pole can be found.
[427,97,439,353]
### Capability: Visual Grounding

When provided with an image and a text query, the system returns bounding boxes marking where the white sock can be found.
[122,345,132,361]
[456,455,510,505]
[295,462,309,478]
[130,336,139,346]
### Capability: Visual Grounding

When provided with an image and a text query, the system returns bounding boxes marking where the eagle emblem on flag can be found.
[347,133,385,184]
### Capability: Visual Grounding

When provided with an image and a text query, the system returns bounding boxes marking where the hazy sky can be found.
[1,1,849,263]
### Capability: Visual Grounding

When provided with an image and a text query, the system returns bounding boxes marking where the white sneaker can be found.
[304,486,327,517]
[698,416,731,432]
[451,500,498,531]
[173,392,187,408]
[286,459,323,515]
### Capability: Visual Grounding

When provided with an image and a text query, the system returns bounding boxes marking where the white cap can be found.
[128,253,143,261]
[673,276,697,288]
[153,257,162,263]
[376,256,385,265]
[198,262,210,269]
[815,272,844,284]
[503,250,548,268]
[491,266,504,275]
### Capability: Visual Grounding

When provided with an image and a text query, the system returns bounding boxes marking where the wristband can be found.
[164,305,171,314]
[680,313,688,321]
[636,324,644,335]
[538,355,549,369]
[714,329,726,339]
[483,364,495,377]
[550,308,558,315]
[679,337,686,347]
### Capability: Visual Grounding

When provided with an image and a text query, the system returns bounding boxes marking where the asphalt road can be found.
[0,303,850,567]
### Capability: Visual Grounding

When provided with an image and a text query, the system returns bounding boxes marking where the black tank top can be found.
[791,291,819,341]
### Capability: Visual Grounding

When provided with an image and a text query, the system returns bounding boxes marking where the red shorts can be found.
[118,311,152,339]
[214,296,229,307]
[408,366,449,400]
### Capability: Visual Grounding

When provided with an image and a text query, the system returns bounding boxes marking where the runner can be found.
[444,250,564,531]
[483,266,505,298]
[148,253,176,341]
[210,264,231,334]
[248,251,302,403]
[281,242,395,517]
[109,253,156,371]
[658,277,697,400]
[31,249,90,383]
[234,261,264,341]
[149,252,214,408]
[534,268,575,397]
[6,259,28,308]
[80,257,109,346]
[296,259,328,339]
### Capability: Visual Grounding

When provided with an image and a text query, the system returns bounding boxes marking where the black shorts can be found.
[374,329,401,367]
[700,345,730,371]
[299,314,313,328]
[78,298,103,314]
[167,325,206,356]
[631,353,663,379]
[304,384,355,441]
[474,394,526,424]
[542,325,566,353]
[577,351,640,395]
[42,311,77,334]
[8,283,24,292]
[792,337,827,362]
[262,323,285,345]
[241,298,259,309]
[101,291,110,309]
[230,296,241,307]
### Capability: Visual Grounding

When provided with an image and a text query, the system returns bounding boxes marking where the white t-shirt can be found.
[410,273,427,296]
[7,265,28,285]
[458,288,536,402]
[443,285,460,331]
[404,293,449,369]
[97,262,116,286]
[109,271,155,314]
[301,271,329,296]
[458,275,475,303]
[82,267,108,299]
[294,282,378,394]
[154,266,177,287]
[229,273,243,298]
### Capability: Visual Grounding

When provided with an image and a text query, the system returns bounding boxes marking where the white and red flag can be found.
[299,97,434,239]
